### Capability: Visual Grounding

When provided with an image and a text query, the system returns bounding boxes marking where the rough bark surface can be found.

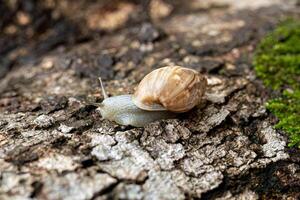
[0,0,299,199]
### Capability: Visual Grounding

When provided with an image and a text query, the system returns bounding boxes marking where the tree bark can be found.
[0,0,299,199]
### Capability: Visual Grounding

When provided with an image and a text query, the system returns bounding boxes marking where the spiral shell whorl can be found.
[133,66,207,113]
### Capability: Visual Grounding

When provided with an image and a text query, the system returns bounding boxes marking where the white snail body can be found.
[98,95,175,127]
[97,66,206,127]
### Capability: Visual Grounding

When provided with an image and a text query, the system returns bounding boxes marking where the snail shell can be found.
[132,66,207,113]
[97,66,207,127]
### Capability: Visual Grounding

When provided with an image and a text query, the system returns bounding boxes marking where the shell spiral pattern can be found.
[132,66,207,113]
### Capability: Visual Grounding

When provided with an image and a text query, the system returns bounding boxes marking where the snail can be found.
[97,66,207,127]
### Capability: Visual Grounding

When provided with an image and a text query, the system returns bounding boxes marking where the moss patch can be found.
[254,19,300,148]
[266,90,300,147]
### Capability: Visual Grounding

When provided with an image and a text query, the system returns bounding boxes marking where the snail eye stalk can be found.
[98,77,108,99]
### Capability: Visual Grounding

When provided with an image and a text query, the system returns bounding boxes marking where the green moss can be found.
[254,20,300,90]
[266,90,300,148]
[254,19,300,148]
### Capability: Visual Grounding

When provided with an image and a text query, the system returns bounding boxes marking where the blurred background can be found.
[2,0,297,80]
[0,0,171,78]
